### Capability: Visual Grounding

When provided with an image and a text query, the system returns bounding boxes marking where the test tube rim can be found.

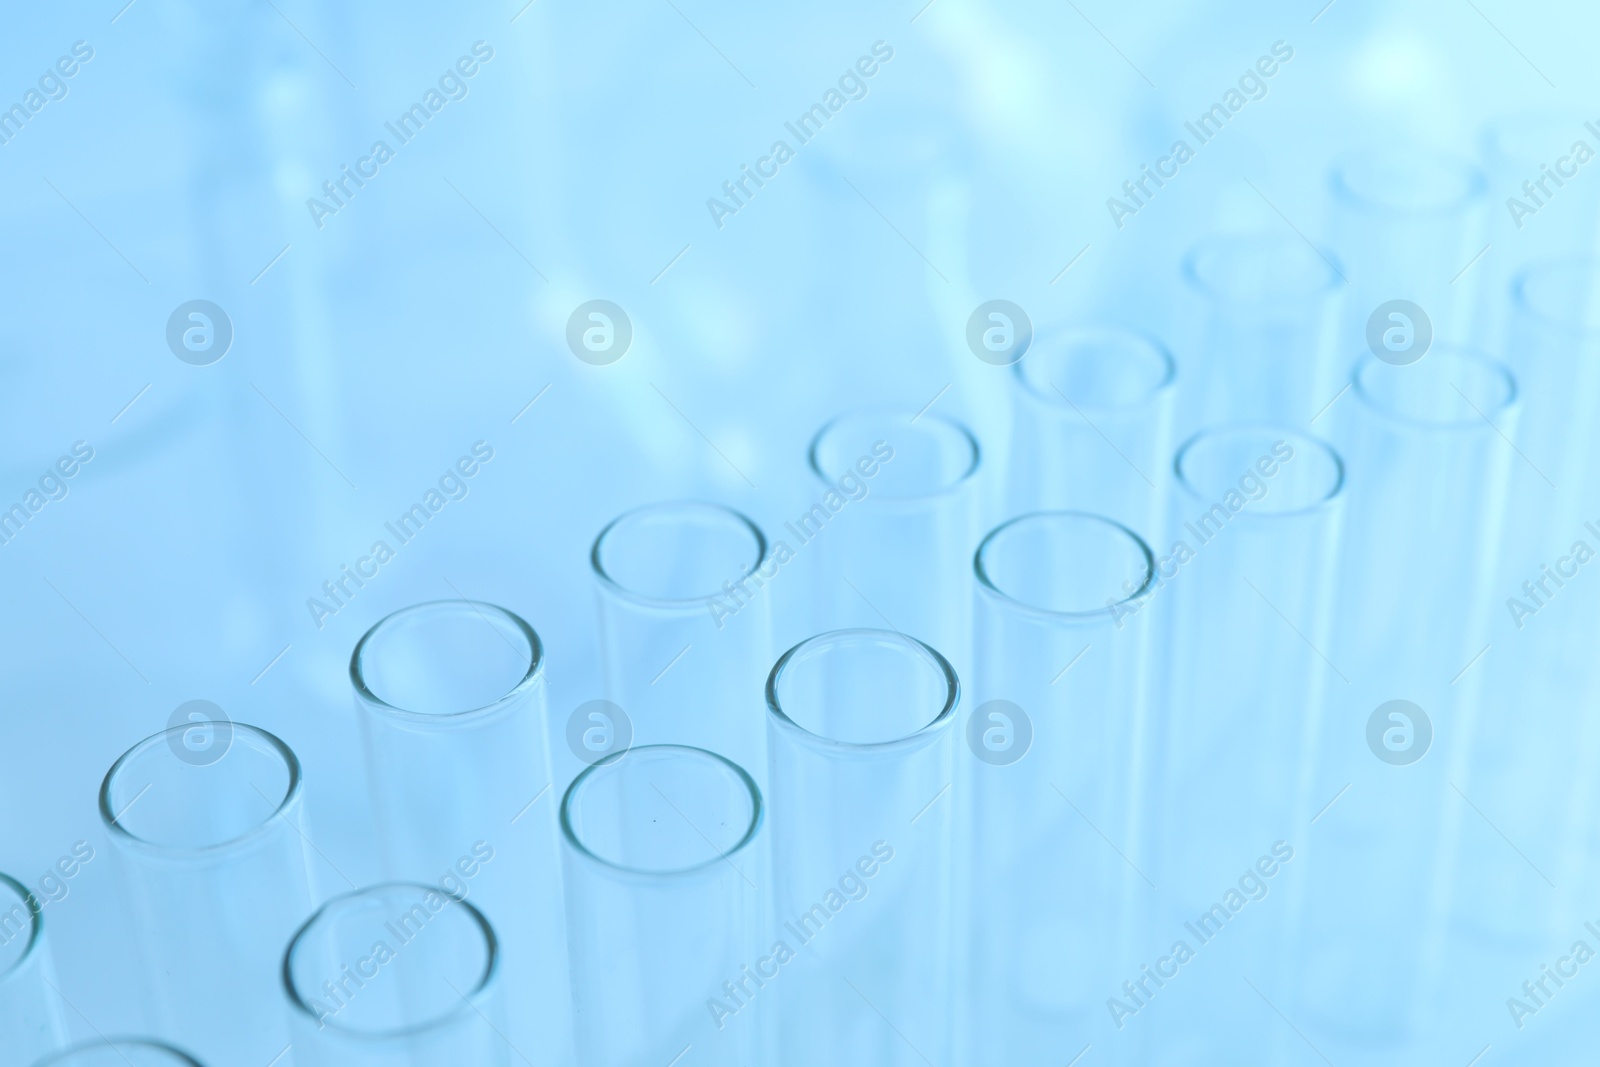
[30,1038,203,1066]
[280,880,500,1043]
[1349,347,1519,432]
[1173,423,1346,519]
[559,743,765,881]
[1510,257,1600,338]
[1180,232,1345,307]
[1328,147,1488,217]
[973,511,1156,625]
[350,599,546,726]
[590,500,769,611]
[807,407,981,505]
[1012,323,1177,415]
[97,723,303,859]
[0,871,44,982]
[765,628,960,757]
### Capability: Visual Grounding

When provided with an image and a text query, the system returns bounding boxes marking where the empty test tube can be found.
[0,873,66,1067]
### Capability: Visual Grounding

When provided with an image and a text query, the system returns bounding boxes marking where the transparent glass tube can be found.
[802,409,981,678]
[350,600,566,1060]
[283,882,504,1066]
[764,629,957,1067]
[99,723,311,1067]
[560,745,763,1066]
[1295,347,1518,1047]
[1007,324,1176,538]
[961,512,1154,1063]
[591,502,773,785]
[1327,149,1490,352]
[30,1040,202,1066]
[0,874,64,1067]
[1181,234,1345,423]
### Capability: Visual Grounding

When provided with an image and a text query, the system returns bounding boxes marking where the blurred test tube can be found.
[30,1040,202,1067]
[0,874,65,1067]
[560,745,763,1065]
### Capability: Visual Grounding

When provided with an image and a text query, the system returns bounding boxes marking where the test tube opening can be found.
[809,409,978,502]
[591,502,767,607]
[283,881,498,1041]
[560,744,762,877]
[98,724,299,854]
[1014,326,1174,412]
[1182,234,1344,307]
[974,512,1155,622]
[1352,347,1517,429]
[1330,148,1487,215]
[1512,258,1600,337]
[1175,425,1345,517]
[351,600,542,720]
[30,1039,202,1066]
[766,629,958,750]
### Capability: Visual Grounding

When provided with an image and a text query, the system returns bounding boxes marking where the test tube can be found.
[30,1040,201,1067]
[282,882,505,1065]
[560,745,763,1065]
[1327,149,1489,352]
[1180,234,1344,423]
[961,512,1155,1063]
[802,409,981,675]
[99,724,312,1067]
[591,502,772,781]
[764,629,957,1067]
[1007,324,1176,536]
[0,874,65,1067]
[350,600,567,1059]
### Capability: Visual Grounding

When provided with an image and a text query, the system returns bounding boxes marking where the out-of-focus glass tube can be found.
[283,882,504,1065]
[560,745,762,1066]
[802,410,980,676]
[960,512,1154,1063]
[1181,234,1345,423]
[1295,348,1518,1049]
[1327,149,1489,352]
[764,630,957,1067]
[0,874,65,1067]
[30,1040,201,1066]
[350,600,567,1060]
[1007,324,1176,537]
[591,503,772,782]
[99,724,311,1067]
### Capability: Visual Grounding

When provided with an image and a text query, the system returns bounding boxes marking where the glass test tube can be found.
[802,409,980,677]
[99,724,312,1067]
[764,630,957,1067]
[591,502,772,782]
[560,745,763,1066]
[1327,149,1489,352]
[961,512,1156,1064]
[350,600,567,1060]
[0,874,65,1067]
[1006,324,1176,537]
[1296,348,1518,1047]
[283,883,504,1065]
[30,1040,202,1067]
[1181,234,1345,424]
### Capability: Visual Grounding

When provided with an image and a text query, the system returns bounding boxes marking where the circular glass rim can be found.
[281,881,500,1043]
[350,600,545,725]
[1173,423,1347,518]
[589,501,768,610]
[765,628,960,757]
[973,511,1157,624]
[807,407,981,504]
[1328,149,1487,216]
[97,723,302,857]
[1511,258,1600,337]
[31,1038,204,1066]
[0,872,42,981]
[1180,233,1345,305]
[1011,324,1177,414]
[559,744,764,880]
[1349,349,1519,432]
